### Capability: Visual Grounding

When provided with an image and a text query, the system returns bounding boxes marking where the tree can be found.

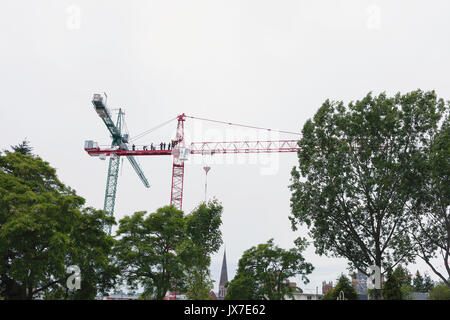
[321,288,335,300]
[400,283,415,300]
[114,206,186,300]
[390,265,414,300]
[413,271,425,292]
[2,140,33,156]
[0,151,116,299]
[181,200,223,300]
[224,273,258,300]
[429,283,450,300]
[412,271,435,293]
[422,274,435,292]
[225,238,313,300]
[322,274,357,300]
[392,265,411,288]
[383,269,402,300]
[409,114,450,287]
[11,140,33,156]
[66,207,118,299]
[289,90,446,299]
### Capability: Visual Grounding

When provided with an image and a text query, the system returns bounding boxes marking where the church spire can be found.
[218,248,228,300]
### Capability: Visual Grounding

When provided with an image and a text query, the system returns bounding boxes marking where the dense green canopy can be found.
[0,150,116,299]
[225,238,313,300]
[289,90,447,299]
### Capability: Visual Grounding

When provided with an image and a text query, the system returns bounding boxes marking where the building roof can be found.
[210,291,218,300]
[219,249,228,287]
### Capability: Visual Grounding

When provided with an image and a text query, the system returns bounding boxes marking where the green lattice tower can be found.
[91,94,150,235]
[103,109,123,235]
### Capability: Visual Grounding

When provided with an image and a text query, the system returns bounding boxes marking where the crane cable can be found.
[185,115,302,136]
[130,116,178,142]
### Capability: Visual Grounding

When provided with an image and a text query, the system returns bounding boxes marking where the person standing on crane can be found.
[132,144,135,151]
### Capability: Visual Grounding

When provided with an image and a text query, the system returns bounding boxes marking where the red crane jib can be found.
[84,140,300,157]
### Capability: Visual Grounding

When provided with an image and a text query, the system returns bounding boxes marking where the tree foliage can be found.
[408,113,450,287]
[2,140,33,156]
[11,140,33,156]
[181,200,223,300]
[289,90,446,299]
[225,272,259,300]
[412,271,435,293]
[0,142,226,300]
[225,238,313,300]
[383,269,403,300]
[0,150,116,299]
[114,200,224,300]
[322,274,358,300]
[392,265,412,288]
[429,283,450,300]
[114,206,186,300]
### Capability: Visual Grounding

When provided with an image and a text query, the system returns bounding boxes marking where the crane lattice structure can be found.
[85,93,301,229]
[86,94,149,234]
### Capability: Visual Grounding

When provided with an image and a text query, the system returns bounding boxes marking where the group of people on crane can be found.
[131,140,179,151]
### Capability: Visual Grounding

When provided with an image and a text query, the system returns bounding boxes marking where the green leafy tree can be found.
[322,274,357,300]
[67,208,118,299]
[225,238,313,300]
[422,274,435,292]
[289,90,446,299]
[181,200,223,300]
[2,140,33,156]
[392,265,411,287]
[413,271,425,292]
[412,271,435,293]
[40,207,118,300]
[400,283,415,300]
[429,283,450,300]
[409,114,450,287]
[114,206,186,300]
[11,140,33,156]
[383,269,402,300]
[321,288,335,300]
[224,273,258,300]
[390,265,413,300]
[183,269,214,300]
[0,150,116,299]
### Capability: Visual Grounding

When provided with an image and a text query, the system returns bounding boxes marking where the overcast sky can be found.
[1,0,449,295]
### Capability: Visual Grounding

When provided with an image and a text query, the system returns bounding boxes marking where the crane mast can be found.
[89,94,150,234]
[103,111,121,235]
[170,114,186,210]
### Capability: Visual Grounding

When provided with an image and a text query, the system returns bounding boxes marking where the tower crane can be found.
[86,94,149,234]
[85,94,301,220]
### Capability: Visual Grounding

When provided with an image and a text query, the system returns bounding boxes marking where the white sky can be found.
[1,0,449,295]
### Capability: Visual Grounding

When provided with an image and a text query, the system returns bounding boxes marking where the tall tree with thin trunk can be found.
[289,90,446,299]
[409,114,449,287]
